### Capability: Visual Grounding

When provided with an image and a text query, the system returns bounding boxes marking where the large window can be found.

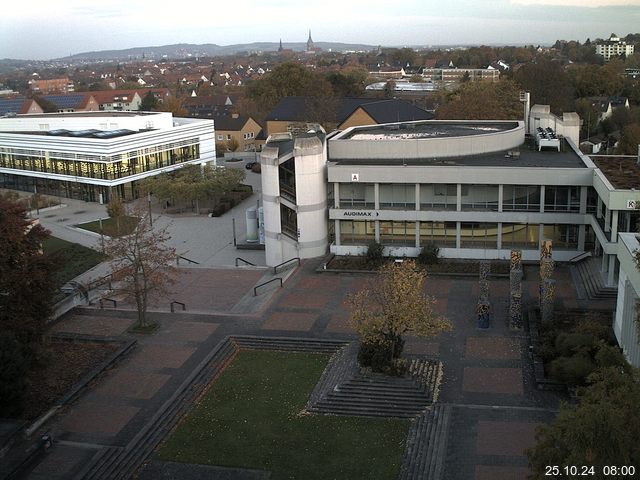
[419,221,456,247]
[278,158,296,202]
[380,221,416,246]
[502,185,540,212]
[339,183,374,209]
[379,184,415,210]
[461,185,499,211]
[502,223,540,248]
[339,220,375,245]
[544,186,580,212]
[460,223,498,248]
[542,224,579,249]
[420,184,456,210]
[280,204,298,240]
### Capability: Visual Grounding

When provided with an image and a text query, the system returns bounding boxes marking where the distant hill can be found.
[59,42,377,61]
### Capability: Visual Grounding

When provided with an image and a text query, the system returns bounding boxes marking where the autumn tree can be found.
[512,60,575,114]
[106,196,126,236]
[157,96,187,117]
[139,90,159,111]
[527,367,640,478]
[102,206,176,329]
[348,259,451,373]
[616,123,640,155]
[0,197,56,415]
[436,79,523,120]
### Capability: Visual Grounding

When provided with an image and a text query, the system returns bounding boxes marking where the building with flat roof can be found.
[0,111,215,203]
[596,34,635,61]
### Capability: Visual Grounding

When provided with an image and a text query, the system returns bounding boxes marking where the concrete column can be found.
[456,184,462,212]
[625,211,631,232]
[601,253,608,274]
[604,207,611,233]
[415,183,420,211]
[539,185,545,213]
[578,224,586,251]
[374,183,379,210]
[607,254,616,287]
[579,186,587,214]
[456,222,461,249]
[538,224,544,249]
[333,182,340,208]
[415,220,420,248]
[597,197,603,219]
[497,223,503,249]
[334,220,341,246]
[498,184,503,213]
[611,210,619,240]
[375,220,380,242]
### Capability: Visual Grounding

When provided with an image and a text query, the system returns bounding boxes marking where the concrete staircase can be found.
[573,257,617,300]
[398,404,452,480]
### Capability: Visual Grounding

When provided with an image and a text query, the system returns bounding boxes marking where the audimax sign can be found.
[342,210,379,217]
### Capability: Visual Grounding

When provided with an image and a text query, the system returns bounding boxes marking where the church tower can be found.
[306,30,315,52]
[278,39,283,52]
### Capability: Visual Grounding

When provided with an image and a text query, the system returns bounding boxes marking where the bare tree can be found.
[102,206,176,328]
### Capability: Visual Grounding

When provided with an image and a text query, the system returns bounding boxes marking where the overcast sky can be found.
[1,0,639,60]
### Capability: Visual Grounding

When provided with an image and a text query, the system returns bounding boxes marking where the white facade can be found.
[614,233,640,367]
[0,111,215,202]
[596,35,635,61]
[260,132,328,267]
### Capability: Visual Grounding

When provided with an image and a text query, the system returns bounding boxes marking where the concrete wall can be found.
[615,233,640,367]
[329,121,524,160]
[1,111,174,131]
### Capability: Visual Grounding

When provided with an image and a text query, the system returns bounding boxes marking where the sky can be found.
[1,0,640,60]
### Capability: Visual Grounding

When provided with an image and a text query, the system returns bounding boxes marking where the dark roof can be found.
[0,97,27,116]
[40,94,89,109]
[354,99,434,124]
[213,114,251,131]
[265,96,434,124]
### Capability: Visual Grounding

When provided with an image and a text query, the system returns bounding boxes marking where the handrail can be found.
[273,257,300,274]
[99,298,117,309]
[176,255,200,265]
[569,251,592,263]
[254,277,283,296]
[170,300,186,312]
[235,257,256,267]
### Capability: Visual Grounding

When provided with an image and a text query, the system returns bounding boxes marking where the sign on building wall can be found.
[342,210,379,218]
[626,200,639,209]
[351,173,359,181]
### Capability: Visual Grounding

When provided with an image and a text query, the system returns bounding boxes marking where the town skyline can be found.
[2,0,640,60]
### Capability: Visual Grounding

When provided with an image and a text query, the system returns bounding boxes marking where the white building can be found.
[614,232,640,367]
[0,111,215,202]
[596,34,635,61]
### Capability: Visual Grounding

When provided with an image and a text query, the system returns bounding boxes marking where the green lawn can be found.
[156,350,410,480]
[43,237,104,285]
[75,216,138,236]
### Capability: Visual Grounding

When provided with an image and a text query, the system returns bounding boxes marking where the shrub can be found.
[358,334,405,374]
[417,243,440,265]
[554,332,596,357]
[548,351,596,386]
[365,241,384,267]
[0,331,29,417]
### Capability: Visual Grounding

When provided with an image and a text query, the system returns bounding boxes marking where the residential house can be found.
[37,94,99,112]
[596,34,635,61]
[0,97,44,116]
[91,90,143,111]
[214,113,263,153]
[28,77,75,94]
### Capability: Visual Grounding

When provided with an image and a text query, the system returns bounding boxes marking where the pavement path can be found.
[10,257,610,480]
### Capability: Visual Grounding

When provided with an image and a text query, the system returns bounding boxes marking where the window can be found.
[461,185,499,211]
[420,184,456,210]
[379,184,415,210]
[380,221,416,246]
[542,224,579,249]
[502,185,540,211]
[279,158,296,202]
[419,221,456,247]
[339,183,374,209]
[226,134,232,140]
[217,134,223,141]
[339,220,375,245]
[460,223,498,248]
[280,204,298,240]
[544,186,580,212]
[501,224,540,248]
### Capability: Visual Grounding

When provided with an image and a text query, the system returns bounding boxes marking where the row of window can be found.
[338,184,583,213]
[0,143,200,180]
[216,132,256,141]
[338,220,581,249]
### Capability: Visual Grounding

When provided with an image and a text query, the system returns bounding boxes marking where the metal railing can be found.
[170,300,186,312]
[254,277,283,296]
[569,251,592,263]
[176,255,200,265]
[235,257,256,267]
[273,257,300,274]
[99,298,117,309]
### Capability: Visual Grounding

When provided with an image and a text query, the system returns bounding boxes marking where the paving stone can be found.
[295,275,342,291]
[279,291,331,309]
[29,444,96,479]
[60,403,140,436]
[94,371,171,400]
[324,311,355,334]
[475,465,530,480]
[476,421,540,456]
[49,315,133,336]
[404,339,440,356]
[261,311,318,331]
[462,367,524,395]
[464,337,521,360]
[158,321,219,342]
[127,344,197,370]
